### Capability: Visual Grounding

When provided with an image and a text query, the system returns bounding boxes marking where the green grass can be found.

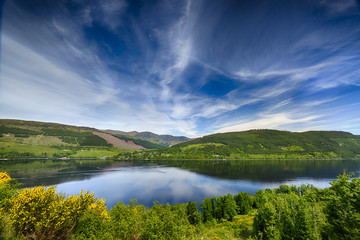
[0,141,64,157]
[0,120,146,159]
[69,148,128,158]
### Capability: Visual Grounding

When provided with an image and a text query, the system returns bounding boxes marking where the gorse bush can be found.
[0,172,11,184]
[8,186,108,240]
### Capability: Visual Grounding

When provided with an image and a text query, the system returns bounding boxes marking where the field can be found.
[0,120,144,159]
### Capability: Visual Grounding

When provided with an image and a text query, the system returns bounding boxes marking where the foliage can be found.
[8,186,107,240]
[0,172,20,221]
[142,203,192,240]
[113,135,168,149]
[0,125,41,138]
[324,173,360,239]
[110,199,145,239]
[73,199,112,240]
[201,194,238,222]
[2,171,360,239]
[0,172,11,184]
[234,192,253,215]
[186,201,202,225]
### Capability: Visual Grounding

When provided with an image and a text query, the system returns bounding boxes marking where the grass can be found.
[20,135,72,146]
[0,141,64,157]
[69,148,128,158]
[0,138,131,159]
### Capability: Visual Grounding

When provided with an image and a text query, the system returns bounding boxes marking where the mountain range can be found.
[1,119,360,160]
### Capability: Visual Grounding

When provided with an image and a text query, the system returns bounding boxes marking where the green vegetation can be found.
[1,172,360,239]
[117,130,360,160]
[0,119,163,159]
[113,135,168,149]
[103,130,190,147]
[3,120,360,160]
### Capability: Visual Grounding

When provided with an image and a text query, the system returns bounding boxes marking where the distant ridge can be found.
[117,129,360,160]
[0,119,187,148]
[102,130,190,147]
[0,119,186,159]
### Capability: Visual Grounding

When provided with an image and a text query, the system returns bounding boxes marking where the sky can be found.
[1,0,360,137]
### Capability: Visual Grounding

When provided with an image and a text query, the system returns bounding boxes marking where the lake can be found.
[1,159,360,208]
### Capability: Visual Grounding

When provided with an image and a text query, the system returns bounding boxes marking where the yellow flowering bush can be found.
[0,172,11,184]
[9,186,108,240]
[0,172,18,211]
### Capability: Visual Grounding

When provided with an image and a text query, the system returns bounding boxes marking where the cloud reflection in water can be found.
[55,166,263,207]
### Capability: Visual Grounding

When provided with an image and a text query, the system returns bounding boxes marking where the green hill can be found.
[117,129,360,160]
[0,119,167,159]
[102,129,190,146]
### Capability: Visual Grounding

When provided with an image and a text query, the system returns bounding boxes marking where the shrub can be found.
[0,172,19,211]
[0,173,11,184]
[73,200,112,240]
[9,186,106,240]
[141,203,193,240]
[110,200,145,240]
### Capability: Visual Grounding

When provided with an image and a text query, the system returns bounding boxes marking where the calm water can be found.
[1,159,360,208]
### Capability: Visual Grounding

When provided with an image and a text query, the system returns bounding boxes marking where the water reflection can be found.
[55,166,265,207]
[1,159,360,208]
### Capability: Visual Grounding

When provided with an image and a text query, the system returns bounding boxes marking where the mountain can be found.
[117,129,360,160]
[102,130,190,146]
[3,120,360,160]
[0,119,170,159]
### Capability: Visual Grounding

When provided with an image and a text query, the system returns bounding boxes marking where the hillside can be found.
[117,129,360,160]
[0,119,167,159]
[102,130,190,146]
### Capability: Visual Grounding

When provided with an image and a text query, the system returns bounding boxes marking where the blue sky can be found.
[1,0,360,137]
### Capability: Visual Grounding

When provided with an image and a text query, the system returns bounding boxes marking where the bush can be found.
[9,186,106,240]
[110,200,145,240]
[73,204,112,240]
[142,203,191,240]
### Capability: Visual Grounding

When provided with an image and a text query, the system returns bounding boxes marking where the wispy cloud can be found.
[79,0,128,30]
[216,113,321,133]
[1,0,360,136]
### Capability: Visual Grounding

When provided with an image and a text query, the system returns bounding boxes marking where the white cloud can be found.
[320,0,357,14]
[194,99,238,119]
[77,0,127,30]
[215,113,320,133]
[0,36,127,123]
[155,0,193,100]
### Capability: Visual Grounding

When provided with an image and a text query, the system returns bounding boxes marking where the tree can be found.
[234,192,252,215]
[186,201,202,225]
[201,198,215,222]
[214,195,238,221]
[325,173,360,239]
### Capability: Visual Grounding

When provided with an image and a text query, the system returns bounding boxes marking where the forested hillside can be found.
[102,129,190,146]
[117,130,360,160]
[0,119,167,159]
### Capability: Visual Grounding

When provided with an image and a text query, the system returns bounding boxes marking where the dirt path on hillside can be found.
[93,132,145,149]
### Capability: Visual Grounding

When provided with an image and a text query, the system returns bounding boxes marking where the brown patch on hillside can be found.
[93,132,145,150]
